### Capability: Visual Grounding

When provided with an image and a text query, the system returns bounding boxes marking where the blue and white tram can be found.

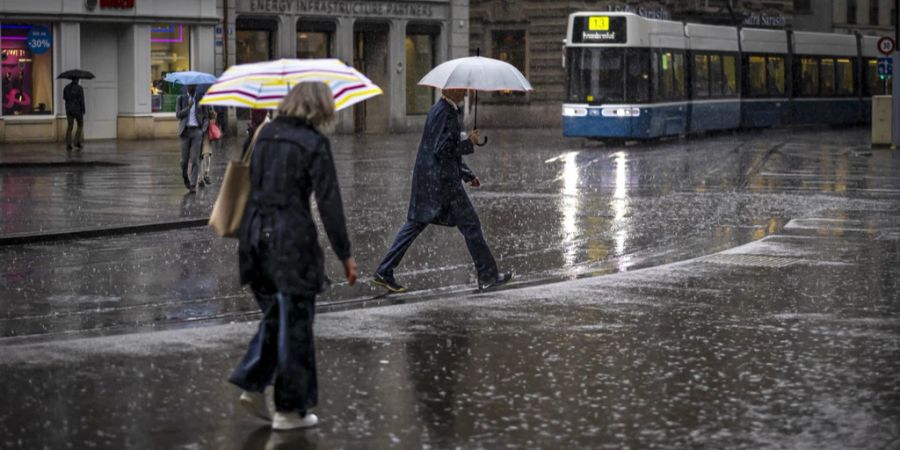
[685,23,741,132]
[790,31,861,125]
[562,11,888,140]
[562,12,687,138]
[739,28,790,128]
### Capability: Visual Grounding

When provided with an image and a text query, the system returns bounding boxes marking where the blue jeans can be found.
[376,218,499,281]
[229,281,317,414]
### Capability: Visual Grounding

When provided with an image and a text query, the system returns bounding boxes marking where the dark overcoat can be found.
[238,116,351,296]
[63,82,85,116]
[407,98,479,227]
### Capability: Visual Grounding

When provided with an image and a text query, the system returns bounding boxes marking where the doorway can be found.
[353,23,389,133]
[80,25,119,140]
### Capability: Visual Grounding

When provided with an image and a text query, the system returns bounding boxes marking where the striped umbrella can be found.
[199,59,382,111]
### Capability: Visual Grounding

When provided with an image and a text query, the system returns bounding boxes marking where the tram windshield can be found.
[567,47,650,104]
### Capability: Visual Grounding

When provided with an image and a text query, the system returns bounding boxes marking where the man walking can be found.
[63,79,85,151]
[176,85,209,193]
[372,88,512,293]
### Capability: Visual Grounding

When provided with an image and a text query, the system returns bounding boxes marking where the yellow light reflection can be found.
[611,151,631,271]
[561,152,580,270]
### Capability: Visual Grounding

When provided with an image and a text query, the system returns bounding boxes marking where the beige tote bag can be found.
[208,122,267,238]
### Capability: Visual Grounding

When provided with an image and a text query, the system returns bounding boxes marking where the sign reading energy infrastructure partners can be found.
[571,16,627,44]
[247,0,435,17]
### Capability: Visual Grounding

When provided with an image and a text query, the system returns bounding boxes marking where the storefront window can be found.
[150,23,191,113]
[236,18,276,64]
[406,27,436,115]
[297,22,334,59]
[491,29,526,98]
[1,22,54,116]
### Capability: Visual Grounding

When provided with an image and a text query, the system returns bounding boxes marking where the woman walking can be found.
[229,82,357,430]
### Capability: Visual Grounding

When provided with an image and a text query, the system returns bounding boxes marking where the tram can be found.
[562,11,890,139]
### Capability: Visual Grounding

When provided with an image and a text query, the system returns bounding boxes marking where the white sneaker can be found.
[272,412,319,430]
[239,391,271,421]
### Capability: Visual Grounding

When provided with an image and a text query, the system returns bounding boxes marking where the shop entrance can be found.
[80,25,119,140]
[353,23,389,133]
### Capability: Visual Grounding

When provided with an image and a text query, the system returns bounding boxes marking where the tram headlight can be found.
[562,106,588,117]
[601,107,641,118]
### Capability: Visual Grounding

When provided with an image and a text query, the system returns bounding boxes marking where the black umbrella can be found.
[57,69,95,80]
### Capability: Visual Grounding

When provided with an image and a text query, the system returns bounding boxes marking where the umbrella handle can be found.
[476,136,488,147]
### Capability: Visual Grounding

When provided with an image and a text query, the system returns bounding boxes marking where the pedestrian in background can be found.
[371,88,512,293]
[63,79,85,151]
[198,108,218,187]
[176,84,210,194]
[229,82,358,431]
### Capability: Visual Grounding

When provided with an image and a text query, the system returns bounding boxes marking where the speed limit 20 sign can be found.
[877,36,895,55]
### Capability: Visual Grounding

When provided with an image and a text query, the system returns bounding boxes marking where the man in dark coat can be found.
[63,79,85,151]
[371,88,512,293]
[176,84,210,193]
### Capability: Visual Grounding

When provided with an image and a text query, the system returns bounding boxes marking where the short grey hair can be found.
[278,82,335,128]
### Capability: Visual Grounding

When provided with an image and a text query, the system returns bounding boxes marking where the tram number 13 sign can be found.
[877,37,895,56]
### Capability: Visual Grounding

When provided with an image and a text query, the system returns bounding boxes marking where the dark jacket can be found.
[238,116,352,295]
[63,82,85,116]
[176,93,210,136]
[407,98,478,227]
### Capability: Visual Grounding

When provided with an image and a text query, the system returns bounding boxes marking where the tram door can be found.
[353,23,389,133]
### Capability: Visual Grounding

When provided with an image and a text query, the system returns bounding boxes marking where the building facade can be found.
[0,0,219,143]
[794,0,894,36]
[225,0,470,134]
[468,0,797,128]
[1,0,469,143]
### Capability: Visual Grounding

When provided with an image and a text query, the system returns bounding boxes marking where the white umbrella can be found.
[418,56,533,92]
[418,55,533,145]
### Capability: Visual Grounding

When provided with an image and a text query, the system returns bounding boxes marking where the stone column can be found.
[335,17,356,133]
[55,22,82,140]
[450,0,470,59]
[389,19,408,132]
[117,24,153,139]
[278,15,298,59]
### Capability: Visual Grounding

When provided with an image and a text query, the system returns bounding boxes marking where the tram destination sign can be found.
[571,16,627,44]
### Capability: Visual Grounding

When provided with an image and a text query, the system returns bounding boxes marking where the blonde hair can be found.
[277,82,335,128]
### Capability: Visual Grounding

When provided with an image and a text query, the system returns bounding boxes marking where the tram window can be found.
[674,53,686,99]
[767,56,785,96]
[659,51,675,100]
[625,49,650,102]
[693,54,710,97]
[800,57,819,96]
[709,54,724,97]
[723,55,737,96]
[651,52,660,100]
[566,47,625,103]
[748,55,766,96]
[835,58,854,95]
[820,58,836,95]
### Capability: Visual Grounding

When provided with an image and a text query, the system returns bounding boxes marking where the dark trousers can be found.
[229,281,318,414]
[66,113,83,149]
[377,218,498,281]
[180,128,203,187]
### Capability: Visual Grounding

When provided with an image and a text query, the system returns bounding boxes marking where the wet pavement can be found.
[2,127,897,339]
[0,126,899,448]
[0,185,898,449]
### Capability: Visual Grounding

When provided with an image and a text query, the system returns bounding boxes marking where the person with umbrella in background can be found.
[59,69,92,151]
[167,71,217,194]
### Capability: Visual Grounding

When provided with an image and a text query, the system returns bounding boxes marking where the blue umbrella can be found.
[164,71,217,85]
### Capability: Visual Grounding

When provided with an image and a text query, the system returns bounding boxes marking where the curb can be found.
[0,218,209,246]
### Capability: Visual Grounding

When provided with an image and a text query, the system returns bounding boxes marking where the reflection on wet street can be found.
[1,126,899,448]
[1,127,898,338]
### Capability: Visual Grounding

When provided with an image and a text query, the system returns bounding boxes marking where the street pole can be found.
[893,0,900,147]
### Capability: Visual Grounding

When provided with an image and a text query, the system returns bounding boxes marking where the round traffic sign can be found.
[877,36,895,55]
